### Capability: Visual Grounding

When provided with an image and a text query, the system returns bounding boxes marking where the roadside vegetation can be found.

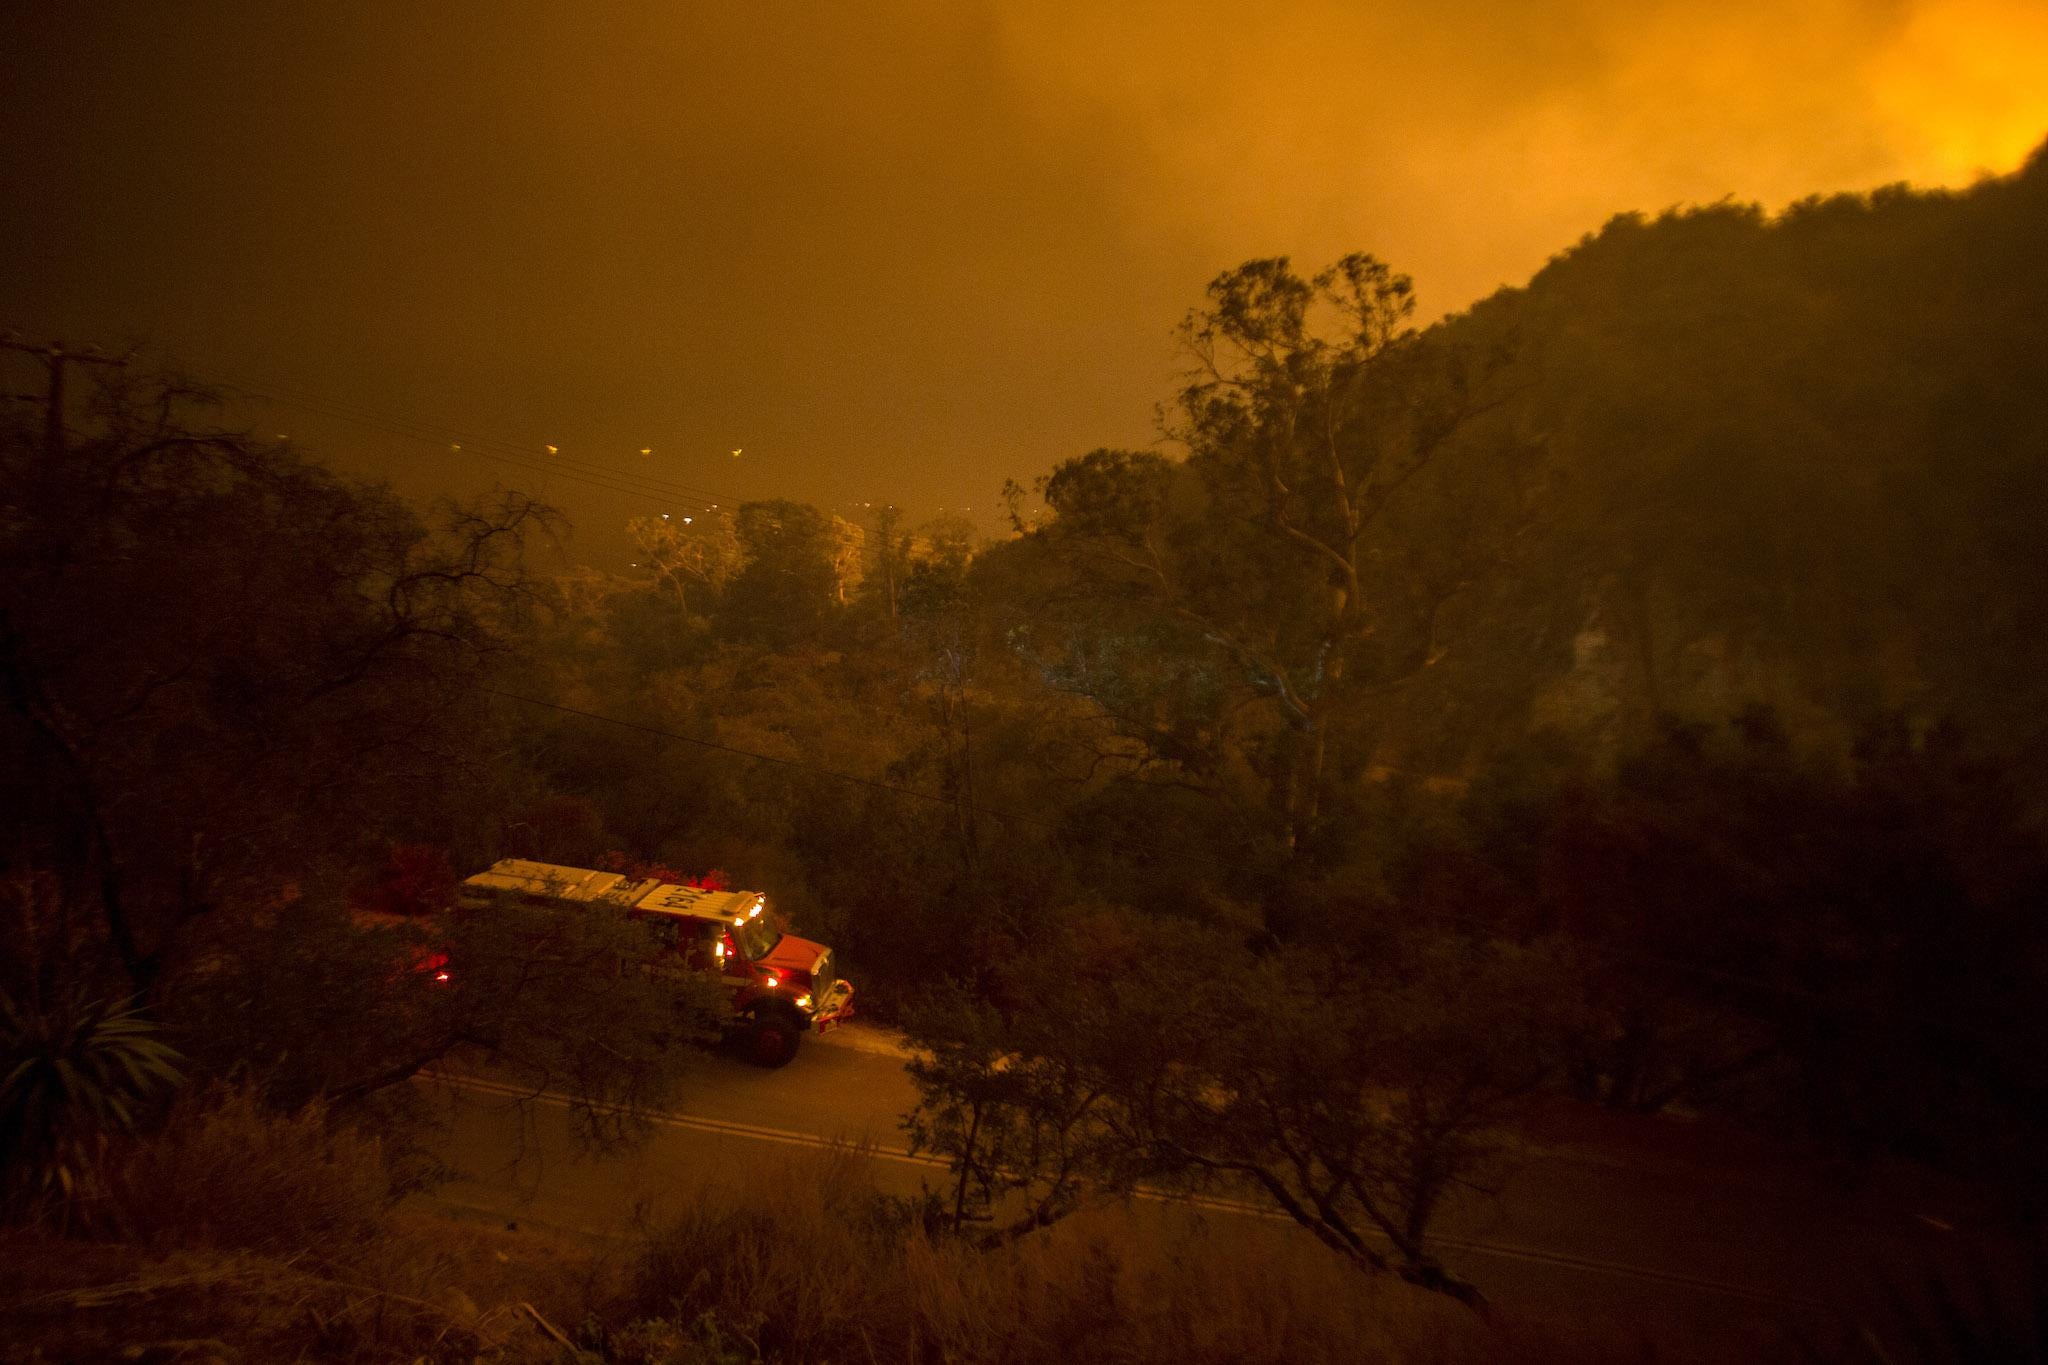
[0,1122,1669,1365]
[4,145,2048,1359]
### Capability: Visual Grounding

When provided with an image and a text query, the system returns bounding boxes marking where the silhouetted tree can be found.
[720,499,843,646]
[1015,255,1519,863]
[904,910,1582,1305]
[0,369,559,995]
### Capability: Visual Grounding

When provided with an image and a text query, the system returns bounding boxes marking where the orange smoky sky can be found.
[1000,0,2048,297]
[2,0,2043,558]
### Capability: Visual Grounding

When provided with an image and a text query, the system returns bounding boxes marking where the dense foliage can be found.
[3,144,2045,1318]
[0,376,719,1155]
[504,148,2048,1238]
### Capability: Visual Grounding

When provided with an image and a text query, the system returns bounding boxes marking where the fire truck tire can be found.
[743,1009,803,1069]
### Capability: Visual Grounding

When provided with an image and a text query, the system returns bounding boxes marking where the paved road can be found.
[415,1024,1996,1359]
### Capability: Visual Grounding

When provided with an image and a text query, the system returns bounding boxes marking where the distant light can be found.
[640,447,653,456]
[730,448,742,458]
[450,443,462,452]
[661,513,670,520]
[682,517,693,524]
[433,970,451,983]
[545,444,559,455]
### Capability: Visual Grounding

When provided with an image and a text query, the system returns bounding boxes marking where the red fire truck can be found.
[458,858,855,1067]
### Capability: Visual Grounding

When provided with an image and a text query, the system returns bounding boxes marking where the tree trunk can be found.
[1284,721,1327,853]
[952,1101,984,1230]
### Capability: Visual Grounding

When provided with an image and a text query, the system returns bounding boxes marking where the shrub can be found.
[0,1236,548,1363]
[597,1145,1626,1365]
[610,1143,900,1362]
[0,989,182,1213]
[96,1085,392,1257]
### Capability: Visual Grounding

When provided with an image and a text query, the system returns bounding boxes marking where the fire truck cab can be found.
[459,858,855,1067]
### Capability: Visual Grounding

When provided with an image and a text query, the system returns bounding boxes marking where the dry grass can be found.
[1,1105,1681,1363]
[381,1205,621,1343]
[0,1233,587,1363]
[0,1087,599,1363]
[596,1144,1649,1365]
[93,1085,392,1257]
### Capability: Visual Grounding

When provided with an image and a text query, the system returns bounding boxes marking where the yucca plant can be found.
[0,989,184,1211]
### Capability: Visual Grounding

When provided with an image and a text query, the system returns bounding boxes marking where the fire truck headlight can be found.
[762,972,779,988]
[796,994,812,1009]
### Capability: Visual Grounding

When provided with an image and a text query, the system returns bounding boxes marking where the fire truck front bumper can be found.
[810,978,855,1032]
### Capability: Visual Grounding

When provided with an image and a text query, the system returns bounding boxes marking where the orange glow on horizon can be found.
[997,0,2048,312]
[1867,0,2048,184]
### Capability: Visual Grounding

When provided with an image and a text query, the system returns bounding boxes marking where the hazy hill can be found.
[1394,140,2048,776]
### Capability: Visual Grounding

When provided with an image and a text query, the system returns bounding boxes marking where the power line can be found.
[238,378,957,564]
[2,334,130,458]
[28,348,966,609]
[14,339,1006,573]
[224,378,905,548]
[218,374,971,558]
[224,380,741,510]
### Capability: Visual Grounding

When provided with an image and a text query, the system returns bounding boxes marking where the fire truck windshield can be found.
[731,916,782,962]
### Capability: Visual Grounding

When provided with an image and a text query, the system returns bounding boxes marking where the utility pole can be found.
[0,335,129,458]
[872,503,903,619]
